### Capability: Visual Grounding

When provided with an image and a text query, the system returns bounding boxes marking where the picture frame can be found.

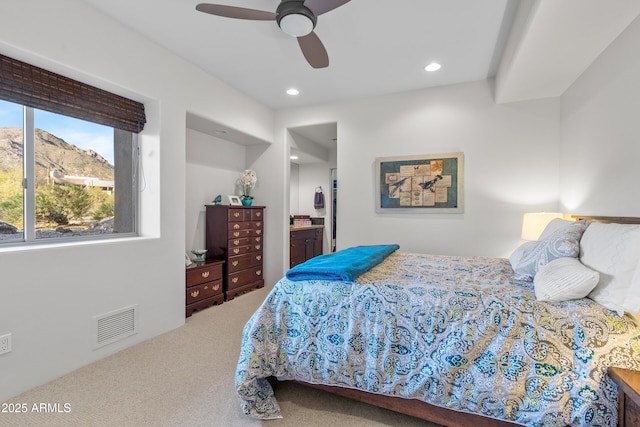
[228,195,242,206]
[375,152,464,213]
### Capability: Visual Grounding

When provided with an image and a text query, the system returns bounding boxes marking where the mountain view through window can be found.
[0,99,135,243]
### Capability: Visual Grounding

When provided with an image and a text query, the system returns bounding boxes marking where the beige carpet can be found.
[1,286,441,427]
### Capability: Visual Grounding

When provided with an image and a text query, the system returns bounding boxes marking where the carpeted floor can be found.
[0,286,441,427]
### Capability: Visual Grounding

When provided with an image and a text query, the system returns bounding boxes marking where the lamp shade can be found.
[521,212,563,241]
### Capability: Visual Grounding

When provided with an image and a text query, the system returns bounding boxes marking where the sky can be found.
[0,99,115,165]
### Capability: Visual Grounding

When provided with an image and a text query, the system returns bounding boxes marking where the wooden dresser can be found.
[206,205,265,300]
[608,367,640,427]
[290,225,323,268]
[185,259,224,317]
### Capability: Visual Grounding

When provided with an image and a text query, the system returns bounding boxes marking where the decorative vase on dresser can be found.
[205,205,265,301]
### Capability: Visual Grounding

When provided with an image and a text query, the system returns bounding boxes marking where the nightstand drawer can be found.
[186,263,222,286]
[186,279,222,304]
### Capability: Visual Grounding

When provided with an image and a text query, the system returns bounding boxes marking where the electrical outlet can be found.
[0,333,12,355]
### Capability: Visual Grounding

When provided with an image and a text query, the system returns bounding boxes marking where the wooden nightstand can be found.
[608,367,640,427]
[185,259,225,317]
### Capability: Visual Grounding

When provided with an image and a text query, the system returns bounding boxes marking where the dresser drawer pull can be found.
[233,248,240,254]
[255,211,261,217]
[233,232,240,237]
[256,230,262,235]
[256,270,262,276]
[255,237,261,242]
[213,284,220,291]
[256,222,262,227]
[234,212,240,218]
[233,239,240,245]
[255,245,261,250]
[191,290,200,298]
[232,261,239,267]
[201,271,210,278]
[256,255,262,261]
[232,277,239,283]
[204,285,209,290]
[234,224,240,230]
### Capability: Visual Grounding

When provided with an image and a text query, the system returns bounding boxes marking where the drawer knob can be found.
[256,255,262,261]
[256,270,262,276]
[233,232,240,237]
[234,224,240,230]
[255,245,261,250]
[256,230,262,235]
[232,277,239,283]
[232,261,239,266]
[191,290,200,298]
[234,212,240,218]
[201,271,210,278]
[233,239,240,245]
[256,212,261,217]
[256,222,262,227]
[213,284,220,291]
[256,237,261,242]
[233,248,240,254]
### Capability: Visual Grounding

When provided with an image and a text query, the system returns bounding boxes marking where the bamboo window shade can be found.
[0,54,146,133]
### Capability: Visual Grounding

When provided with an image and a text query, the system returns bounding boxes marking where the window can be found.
[0,100,138,243]
[0,54,145,245]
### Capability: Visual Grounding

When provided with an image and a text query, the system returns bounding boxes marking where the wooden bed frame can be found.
[277,215,640,427]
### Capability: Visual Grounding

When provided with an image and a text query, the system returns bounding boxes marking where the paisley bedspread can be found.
[235,252,640,426]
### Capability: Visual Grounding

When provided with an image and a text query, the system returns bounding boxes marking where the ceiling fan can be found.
[195,0,351,69]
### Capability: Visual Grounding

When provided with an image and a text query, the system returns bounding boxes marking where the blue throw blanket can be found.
[285,244,400,282]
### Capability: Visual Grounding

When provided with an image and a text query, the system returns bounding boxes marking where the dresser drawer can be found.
[186,279,223,304]
[228,208,251,221]
[228,265,263,290]
[229,229,252,239]
[229,237,251,248]
[229,221,253,231]
[229,244,254,256]
[251,209,263,220]
[228,252,263,273]
[186,262,223,286]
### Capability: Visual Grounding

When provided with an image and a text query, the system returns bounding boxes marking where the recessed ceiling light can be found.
[286,88,300,96]
[424,62,441,72]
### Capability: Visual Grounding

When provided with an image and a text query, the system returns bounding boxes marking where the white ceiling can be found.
[81,0,517,110]
[81,0,640,151]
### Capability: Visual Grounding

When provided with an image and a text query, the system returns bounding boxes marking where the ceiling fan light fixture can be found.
[277,2,316,37]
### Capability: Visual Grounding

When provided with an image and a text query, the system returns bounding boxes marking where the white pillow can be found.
[510,219,588,281]
[581,222,640,316]
[534,257,599,302]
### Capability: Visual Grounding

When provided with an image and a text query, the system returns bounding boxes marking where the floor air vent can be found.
[94,305,138,349]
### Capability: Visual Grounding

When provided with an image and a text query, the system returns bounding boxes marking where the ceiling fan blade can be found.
[304,0,351,16]
[195,4,277,20]
[297,32,329,69]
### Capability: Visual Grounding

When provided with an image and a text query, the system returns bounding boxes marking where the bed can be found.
[235,216,640,426]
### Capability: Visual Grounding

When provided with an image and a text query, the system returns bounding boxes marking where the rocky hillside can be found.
[0,127,114,182]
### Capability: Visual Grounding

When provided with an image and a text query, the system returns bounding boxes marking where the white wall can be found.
[277,80,561,258]
[185,129,247,252]
[295,157,337,254]
[560,15,640,215]
[289,163,300,215]
[0,0,274,402]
